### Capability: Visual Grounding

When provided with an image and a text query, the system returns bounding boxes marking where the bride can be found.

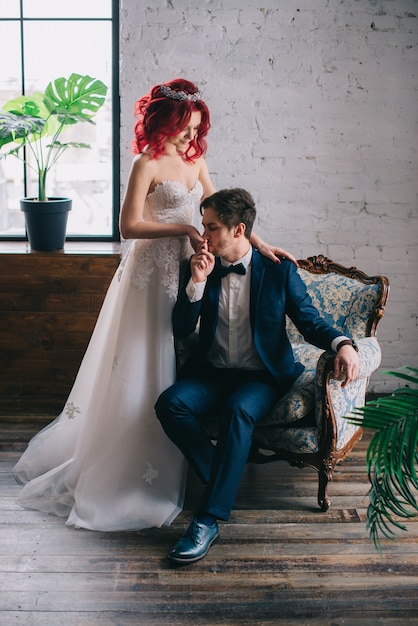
[13,78,295,531]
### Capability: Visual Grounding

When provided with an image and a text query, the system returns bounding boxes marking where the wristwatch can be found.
[336,338,359,353]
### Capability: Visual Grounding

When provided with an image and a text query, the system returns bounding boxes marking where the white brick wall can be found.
[120,0,418,392]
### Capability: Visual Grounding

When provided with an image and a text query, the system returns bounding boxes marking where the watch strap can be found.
[336,339,359,352]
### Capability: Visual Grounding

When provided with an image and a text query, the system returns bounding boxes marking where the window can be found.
[0,0,119,241]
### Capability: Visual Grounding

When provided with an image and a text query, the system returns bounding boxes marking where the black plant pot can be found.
[20,197,72,252]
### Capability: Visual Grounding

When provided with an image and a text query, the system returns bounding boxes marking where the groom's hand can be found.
[334,345,360,388]
[190,239,215,283]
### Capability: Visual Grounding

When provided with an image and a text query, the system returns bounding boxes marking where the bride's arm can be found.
[119,155,201,243]
[250,231,298,266]
[198,158,216,200]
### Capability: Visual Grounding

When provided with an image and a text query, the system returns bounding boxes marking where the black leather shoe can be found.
[168,517,219,564]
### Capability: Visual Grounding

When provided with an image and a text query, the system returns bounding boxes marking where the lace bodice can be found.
[144,179,202,224]
[119,180,203,300]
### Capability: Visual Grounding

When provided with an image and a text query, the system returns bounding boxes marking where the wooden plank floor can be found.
[1,416,417,625]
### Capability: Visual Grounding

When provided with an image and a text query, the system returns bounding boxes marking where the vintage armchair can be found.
[176,255,390,512]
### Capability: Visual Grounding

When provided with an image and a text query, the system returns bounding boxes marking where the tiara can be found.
[159,84,202,102]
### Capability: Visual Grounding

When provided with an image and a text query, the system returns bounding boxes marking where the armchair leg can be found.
[318,461,333,512]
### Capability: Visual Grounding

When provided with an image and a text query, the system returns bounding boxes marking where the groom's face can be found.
[201,207,240,258]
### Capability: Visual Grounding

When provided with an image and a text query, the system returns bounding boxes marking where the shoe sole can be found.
[168,533,219,564]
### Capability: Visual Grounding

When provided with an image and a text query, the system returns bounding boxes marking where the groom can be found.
[155,188,359,564]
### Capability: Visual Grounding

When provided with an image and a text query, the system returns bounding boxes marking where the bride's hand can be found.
[258,242,299,266]
[187,226,204,252]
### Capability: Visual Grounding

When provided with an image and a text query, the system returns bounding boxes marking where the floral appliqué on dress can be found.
[65,402,81,420]
[143,462,159,485]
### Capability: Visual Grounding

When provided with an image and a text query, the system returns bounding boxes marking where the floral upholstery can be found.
[258,343,322,426]
[286,269,383,341]
[254,337,382,453]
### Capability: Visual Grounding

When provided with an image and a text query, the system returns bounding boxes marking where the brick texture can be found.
[120,0,418,392]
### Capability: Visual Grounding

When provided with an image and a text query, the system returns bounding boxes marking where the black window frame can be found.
[0,0,120,243]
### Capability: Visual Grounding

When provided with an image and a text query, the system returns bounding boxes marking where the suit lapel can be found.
[200,259,222,350]
[250,249,265,331]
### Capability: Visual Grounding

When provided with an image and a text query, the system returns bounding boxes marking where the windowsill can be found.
[0,241,121,255]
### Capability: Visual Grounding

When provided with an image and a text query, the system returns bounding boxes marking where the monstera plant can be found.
[0,73,107,250]
[347,367,418,550]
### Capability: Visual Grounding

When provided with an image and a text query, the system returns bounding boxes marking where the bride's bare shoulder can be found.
[131,152,159,175]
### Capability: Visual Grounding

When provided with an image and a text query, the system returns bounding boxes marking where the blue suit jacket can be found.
[173,249,342,390]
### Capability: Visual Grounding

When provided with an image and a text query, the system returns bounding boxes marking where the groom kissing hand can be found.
[155,188,359,564]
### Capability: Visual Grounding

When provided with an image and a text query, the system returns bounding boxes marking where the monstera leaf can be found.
[43,74,107,124]
[0,95,48,149]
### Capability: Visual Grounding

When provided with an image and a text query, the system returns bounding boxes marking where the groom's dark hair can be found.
[200,188,256,239]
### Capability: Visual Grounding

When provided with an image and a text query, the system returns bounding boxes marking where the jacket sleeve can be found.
[284,263,341,349]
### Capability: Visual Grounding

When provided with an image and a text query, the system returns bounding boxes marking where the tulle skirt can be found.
[13,239,188,531]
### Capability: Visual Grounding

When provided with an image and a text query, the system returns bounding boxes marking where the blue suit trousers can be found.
[155,367,281,520]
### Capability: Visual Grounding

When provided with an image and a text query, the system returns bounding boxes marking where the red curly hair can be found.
[132,78,210,162]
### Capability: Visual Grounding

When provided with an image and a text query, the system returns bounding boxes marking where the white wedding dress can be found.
[13,180,202,531]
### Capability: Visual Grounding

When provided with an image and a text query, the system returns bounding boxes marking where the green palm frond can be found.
[346,367,418,550]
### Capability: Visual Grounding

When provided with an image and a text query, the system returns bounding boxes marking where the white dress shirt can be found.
[186,247,265,369]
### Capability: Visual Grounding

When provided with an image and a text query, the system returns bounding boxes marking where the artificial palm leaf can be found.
[346,367,418,550]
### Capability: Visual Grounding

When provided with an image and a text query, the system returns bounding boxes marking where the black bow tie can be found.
[218,263,246,277]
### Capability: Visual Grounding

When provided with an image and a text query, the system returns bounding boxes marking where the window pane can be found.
[0,22,25,235]
[24,21,111,96]
[24,22,113,236]
[0,20,113,237]
[0,1,20,18]
[0,8,116,239]
[0,160,25,236]
[0,23,21,87]
[22,0,111,19]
